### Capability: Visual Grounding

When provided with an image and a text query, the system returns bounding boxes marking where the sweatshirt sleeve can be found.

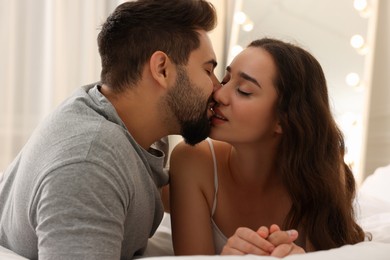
[30,161,129,260]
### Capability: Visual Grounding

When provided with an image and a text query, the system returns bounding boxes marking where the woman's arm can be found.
[161,184,170,213]
[169,140,216,255]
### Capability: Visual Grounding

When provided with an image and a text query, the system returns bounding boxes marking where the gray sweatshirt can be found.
[0,84,168,260]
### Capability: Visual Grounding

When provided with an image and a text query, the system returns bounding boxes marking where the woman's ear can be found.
[275,122,283,134]
[274,121,283,134]
[149,51,173,89]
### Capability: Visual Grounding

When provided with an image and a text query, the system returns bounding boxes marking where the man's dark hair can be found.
[98,0,217,92]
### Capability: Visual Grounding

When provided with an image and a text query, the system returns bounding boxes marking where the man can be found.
[0,0,218,259]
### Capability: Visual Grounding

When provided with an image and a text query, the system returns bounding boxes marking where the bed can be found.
[1,164,390,259]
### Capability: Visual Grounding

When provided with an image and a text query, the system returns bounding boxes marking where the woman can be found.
[168,38,366,256]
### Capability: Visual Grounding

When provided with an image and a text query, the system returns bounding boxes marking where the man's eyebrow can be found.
[205,59,217,68]
[226,66,261,88]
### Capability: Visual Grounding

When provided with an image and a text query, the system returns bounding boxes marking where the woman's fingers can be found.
[268,226,305,258]
[221,227,274,255]
[271,243,293,257]
[271,243,306,257]
[269,224,280,233]
[256,226,270,238]
[221,246,245,255]
[267,229,298,246]
[222,225,305,257]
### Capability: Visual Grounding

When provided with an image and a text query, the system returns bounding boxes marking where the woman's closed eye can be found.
[237,88,251,96]
[220,78,252,96]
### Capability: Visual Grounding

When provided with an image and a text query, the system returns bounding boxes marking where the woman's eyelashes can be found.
[237,88,251,96]
[220,78,252,96]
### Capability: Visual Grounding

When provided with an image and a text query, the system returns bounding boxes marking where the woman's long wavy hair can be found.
[248,38,366,250]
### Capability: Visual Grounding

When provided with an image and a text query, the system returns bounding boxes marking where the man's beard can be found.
[166,67,212,146]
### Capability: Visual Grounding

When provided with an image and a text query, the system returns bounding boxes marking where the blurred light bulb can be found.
[354,0,368,11]
[234,12,247,25]
[353,0,371,18]
[345,72,360,87]
[242,21,254,32]
[350,34,369,55]
[350,34,365,49]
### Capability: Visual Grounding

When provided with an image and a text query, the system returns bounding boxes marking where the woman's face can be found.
[210,46,281,144]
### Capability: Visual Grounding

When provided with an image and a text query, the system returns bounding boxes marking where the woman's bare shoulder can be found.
[168,139,231,213]
[170,139,212,175]
[170,139,231,180]
[168,140,215,205]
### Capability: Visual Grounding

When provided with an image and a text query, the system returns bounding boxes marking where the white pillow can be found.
[359,163,390,203]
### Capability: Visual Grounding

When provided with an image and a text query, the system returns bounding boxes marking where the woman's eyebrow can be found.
[226,66,261,88]
[240,72,261,88]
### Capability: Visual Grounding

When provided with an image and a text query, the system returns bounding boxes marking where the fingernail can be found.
[287,229,298,237]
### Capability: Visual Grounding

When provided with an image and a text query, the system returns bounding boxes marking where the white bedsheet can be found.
[1,165,390,259]
[145,242,390,260]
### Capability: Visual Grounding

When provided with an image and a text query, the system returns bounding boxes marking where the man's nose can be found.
[212,76,222,92]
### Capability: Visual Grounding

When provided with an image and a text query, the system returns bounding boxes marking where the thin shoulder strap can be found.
[206,138,219,216]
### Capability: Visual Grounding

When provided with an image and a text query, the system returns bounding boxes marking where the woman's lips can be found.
[213,108,227,120]
[211,107,227,125]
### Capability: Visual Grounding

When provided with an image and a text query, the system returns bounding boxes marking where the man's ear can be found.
[149,51,173,89]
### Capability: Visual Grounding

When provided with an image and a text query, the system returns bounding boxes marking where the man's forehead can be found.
[192,30,217,65]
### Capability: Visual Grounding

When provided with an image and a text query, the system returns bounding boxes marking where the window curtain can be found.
[0,0,125,171]
[0,0,228,171]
